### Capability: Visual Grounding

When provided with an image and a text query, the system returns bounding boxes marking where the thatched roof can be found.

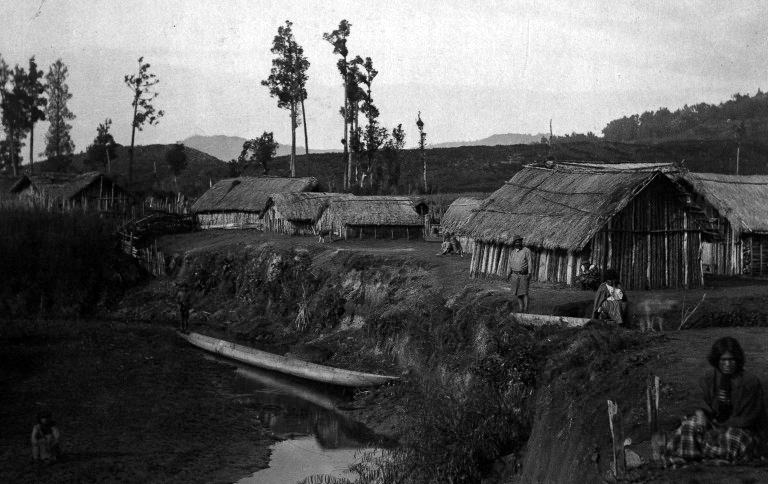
[679,172,768,235]
[10,172,124,201]
[192,176,318,214]
[441,197,483,234]
[264,192,354,222]
[557,162,679,172]
[320,196,424,227]
[462,165,667,250]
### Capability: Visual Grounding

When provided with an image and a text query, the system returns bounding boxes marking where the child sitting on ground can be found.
[31,410,61,463]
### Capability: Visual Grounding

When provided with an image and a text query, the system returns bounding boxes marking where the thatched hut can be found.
[317,196,427,239]
[675,172,768,276]
[262,192,353,235]
[440,197,483,254]
[192,176,318,229]
[10,171,130,212]
[462,165,704,289]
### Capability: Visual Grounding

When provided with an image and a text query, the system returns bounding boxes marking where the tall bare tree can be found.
[124,57,164,185]
[323,20,351,188]
[262,20,310,178]
[44,59,75,161]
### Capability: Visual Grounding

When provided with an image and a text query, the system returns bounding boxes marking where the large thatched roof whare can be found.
[677,172,768,236]
[264,192,354,223]
[319,196,424,228]
[191,176,318,215]
[462,166,665,251]
[441,197,483,235]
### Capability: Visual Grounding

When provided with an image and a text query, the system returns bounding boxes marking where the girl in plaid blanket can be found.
[660,337,766,467]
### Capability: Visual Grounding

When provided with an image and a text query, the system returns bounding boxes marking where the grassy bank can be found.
[0,207,137,318]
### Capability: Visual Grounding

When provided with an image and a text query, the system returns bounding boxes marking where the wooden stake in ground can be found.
[679,293,706,330]
[607,400,626,478]
[646,375,660,435]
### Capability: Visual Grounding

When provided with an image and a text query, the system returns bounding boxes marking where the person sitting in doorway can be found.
[449,234,464,257]
[31,410,61,464]
[658,337,766,467]
[591,269,629,324]
[438,232,454,256]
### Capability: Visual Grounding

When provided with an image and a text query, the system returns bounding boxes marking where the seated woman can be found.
[31,410,61,463]
[660,337,766,466]
[591,269,629,324]
[438,232,454,256]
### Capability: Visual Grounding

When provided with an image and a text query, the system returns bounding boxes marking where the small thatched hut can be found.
[441,197,483,254]
[10,171,130,212]
[675,172,768,276]
[192,176,318,229]
[317,196,428,239]
[262,192,353,235]
[462,165,704,289]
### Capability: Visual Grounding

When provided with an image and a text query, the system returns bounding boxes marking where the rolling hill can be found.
[182,134,339,163]
[22,137,768,200]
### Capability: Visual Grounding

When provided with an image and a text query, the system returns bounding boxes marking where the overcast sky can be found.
[2,0,766,160]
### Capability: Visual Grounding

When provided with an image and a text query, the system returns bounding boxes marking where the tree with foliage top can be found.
[417,111,427,192]
[323,20,352,189]
[381,124,406,191]
[238,132,279,176]
[44,59,75,163]
[165,142,188,187]
[124,57,164,184]
[84,119,117,172]
[0,56,28,175]
[18,57,47,174]
[262,20,310,178]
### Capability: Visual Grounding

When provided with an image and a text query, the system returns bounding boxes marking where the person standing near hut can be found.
[176,282,192,333]
[31,410,61,463]
[505,235,532,313]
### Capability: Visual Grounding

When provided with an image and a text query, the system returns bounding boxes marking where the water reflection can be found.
[232,364,381,449]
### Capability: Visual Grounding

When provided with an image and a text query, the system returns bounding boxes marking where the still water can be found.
[207,358,383,483]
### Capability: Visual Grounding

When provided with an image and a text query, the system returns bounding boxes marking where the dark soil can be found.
[0,319,273,484]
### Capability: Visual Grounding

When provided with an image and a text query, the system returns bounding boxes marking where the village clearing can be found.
[2,229,768,483]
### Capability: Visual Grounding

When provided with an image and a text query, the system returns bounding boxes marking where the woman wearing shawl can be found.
[591,269,629,324]
[660,337,766,466]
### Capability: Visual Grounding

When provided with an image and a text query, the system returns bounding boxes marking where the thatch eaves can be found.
[441,197,483,235]
[462,166,665,250]
[264,192,354,222]
[679,172,768,235]
[10,171,122,201]
[192,176,318,214]
[322,196,424,227]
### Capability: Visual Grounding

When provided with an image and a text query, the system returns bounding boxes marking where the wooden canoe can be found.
[510,313,593,328]
[179,332,398,387]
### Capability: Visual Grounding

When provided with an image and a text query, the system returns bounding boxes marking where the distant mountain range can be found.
[182,133,548,161]
[431,133,548,148]
[182,135,339,162]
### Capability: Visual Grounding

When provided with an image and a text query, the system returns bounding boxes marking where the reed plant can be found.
[0,205,120,318]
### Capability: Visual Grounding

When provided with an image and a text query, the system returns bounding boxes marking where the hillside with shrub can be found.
[602,90,768,144]
[20,136,768,201]
[36,144,231,197]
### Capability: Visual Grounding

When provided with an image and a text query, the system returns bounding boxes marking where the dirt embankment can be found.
[100,231,768,482]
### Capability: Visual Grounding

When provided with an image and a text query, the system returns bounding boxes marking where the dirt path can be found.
[0,319,272,484]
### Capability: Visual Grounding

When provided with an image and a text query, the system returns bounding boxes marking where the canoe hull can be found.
[510,313,592,328]
[179,332,398,387]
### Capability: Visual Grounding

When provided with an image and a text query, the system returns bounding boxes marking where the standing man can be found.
[176,282,192,333]
[505,235,533,313]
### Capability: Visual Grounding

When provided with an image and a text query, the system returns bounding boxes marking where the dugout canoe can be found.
[179,332,398,387]
[510,313,593,328]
